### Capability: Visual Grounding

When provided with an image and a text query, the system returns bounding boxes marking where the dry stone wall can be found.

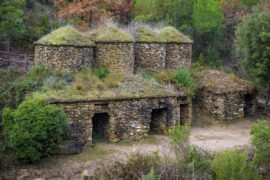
[94,42,134,73]
[35,45,94,72]
[166,43,192,69]
[134,43,166,72]
[52,97,192,144]
[198,90,256,121]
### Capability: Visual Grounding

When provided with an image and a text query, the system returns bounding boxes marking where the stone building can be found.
[50,96,192,144]
[195,69,256,121]
[34,27,95,72]
[92,25,135,74]
[160,27,193,69]
[134,27,166,72]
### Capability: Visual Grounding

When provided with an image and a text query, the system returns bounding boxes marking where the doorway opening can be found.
[244,94,254,117]
[180,104,189,125]
[150,108,168,134]
[92,113,109,143]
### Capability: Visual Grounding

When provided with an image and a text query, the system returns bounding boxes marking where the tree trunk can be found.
[265,85,270,108]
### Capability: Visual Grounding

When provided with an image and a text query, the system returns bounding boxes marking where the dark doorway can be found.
[180,104,189,125]
[150,108,168,134]
[92,113,109,143]
[244,94,254,117]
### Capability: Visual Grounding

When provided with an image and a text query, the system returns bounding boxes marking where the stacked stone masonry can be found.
[198,90,256,121]
[53,97,192,144]
[134,43,166,72]
[35,45,94,72]
[166,43,192,69]
[94,42,135,73]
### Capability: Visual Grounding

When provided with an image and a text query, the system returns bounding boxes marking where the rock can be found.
[81,169,91,180]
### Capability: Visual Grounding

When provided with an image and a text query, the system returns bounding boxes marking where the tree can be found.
[236,11,270,106]
[0,0,26,51]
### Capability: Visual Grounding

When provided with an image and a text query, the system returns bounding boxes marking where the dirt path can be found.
[3,120,255,180]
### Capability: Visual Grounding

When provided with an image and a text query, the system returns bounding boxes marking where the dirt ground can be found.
[1,118,260,180]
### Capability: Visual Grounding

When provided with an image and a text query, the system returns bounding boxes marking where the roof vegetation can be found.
[160,26,192,43]
[134,27,160,42]
[89,25,134,42]
[31,68,178,102]
[193,68,253,94]
[35,26,95,47]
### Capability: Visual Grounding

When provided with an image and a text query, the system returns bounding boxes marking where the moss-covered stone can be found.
[160,26,192,43]
[91,25,134,42]
[134,27,160,42]
[36,26,95,47]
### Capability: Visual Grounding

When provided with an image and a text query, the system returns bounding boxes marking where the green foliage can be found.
[192,0,224,33]
[155,69,198,97]
[168,125,190,159]
[251,120,270,168]
[140,168,159,180]
[211,149,260,180]
[241,0,260,6]
[236,11,270,97]
[93,68,110,80]
[2,98,68,163]
[36,26,95,46]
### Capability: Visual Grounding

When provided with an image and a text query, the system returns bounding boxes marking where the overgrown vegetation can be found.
[134,27,160,42]
[160,26,192,43]
[36,26,95,46]
[154,68,198,97]
[2,97,68,163]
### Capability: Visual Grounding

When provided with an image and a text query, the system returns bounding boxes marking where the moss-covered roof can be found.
[89,25,134,42]
[160,26,192,43]
[194,69,253,94]
[134,27,160,42]
[35,26,95,47]
[32,71,179,102]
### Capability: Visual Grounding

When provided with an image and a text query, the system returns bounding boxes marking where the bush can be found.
[2,98,68,163]
[168,125,190,159]
[211,150,260,180]
[93,68,110,80]
[251,120,270,168]
[94,152,161,179]
[154,69,198,97]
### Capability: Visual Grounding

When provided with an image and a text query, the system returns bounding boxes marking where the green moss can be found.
[36,26,95,47]
[93,25,134,42]
[160,26,192,43]
[135,27,160,42]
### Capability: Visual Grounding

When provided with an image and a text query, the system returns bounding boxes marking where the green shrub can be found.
[140,168,159,180]
[154,69,198,97]
[2,98,68,163]
[168,125,190,159]
[93,68,110,80]
[251,120,270,168]
[211,150,260,180]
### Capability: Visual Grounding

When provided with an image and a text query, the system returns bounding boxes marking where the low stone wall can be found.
[197,90,256,121]
[52,97,192,144]
[166,43,192,69]
[35,45,94,72]
[94,42,134,73]
[135,43,166,72]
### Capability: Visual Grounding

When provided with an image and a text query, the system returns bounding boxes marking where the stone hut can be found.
[34,26,95,72]
[195,69,256,121]
[51,95,192,144]
[160,26,193,69]
[134,27,166,72]
[91,25,135,74]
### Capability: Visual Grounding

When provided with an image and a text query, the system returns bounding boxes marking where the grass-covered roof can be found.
[194,68,253,94]
[32,69,178,102]
[35,26,95,47]
[89,25,134,42]
[134,27,160,42]
[160,26,192,43]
